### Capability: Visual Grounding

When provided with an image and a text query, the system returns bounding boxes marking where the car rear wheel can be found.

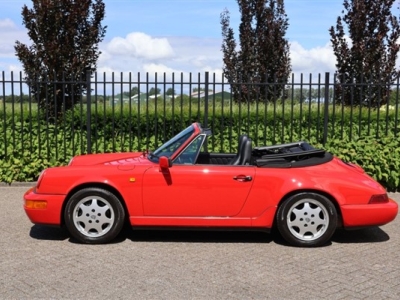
[276,192,337,247]
[64,188,125,244]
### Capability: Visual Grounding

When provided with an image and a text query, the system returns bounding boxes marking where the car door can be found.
[142,164,256,217]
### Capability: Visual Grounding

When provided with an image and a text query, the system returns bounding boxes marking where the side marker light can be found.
[25,200,48,209]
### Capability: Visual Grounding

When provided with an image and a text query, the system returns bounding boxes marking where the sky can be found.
[0,0,366,82]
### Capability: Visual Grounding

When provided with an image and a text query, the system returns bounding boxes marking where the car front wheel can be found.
[276,192,337,247]
[64,188,125,244]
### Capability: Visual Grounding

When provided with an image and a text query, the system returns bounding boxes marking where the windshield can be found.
[149,125,195,161]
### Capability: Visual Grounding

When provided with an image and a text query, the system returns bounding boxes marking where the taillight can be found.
[369,194,389,204]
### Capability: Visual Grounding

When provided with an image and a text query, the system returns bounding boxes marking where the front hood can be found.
[68,152,146,166]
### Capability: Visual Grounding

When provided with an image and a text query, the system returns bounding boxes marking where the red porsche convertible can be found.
[24,122,398,247]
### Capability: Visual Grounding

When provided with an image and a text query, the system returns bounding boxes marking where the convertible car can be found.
[24,123,398,247]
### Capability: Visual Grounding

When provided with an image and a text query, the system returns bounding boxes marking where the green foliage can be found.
[14,0,106,119]
[1,102,400,190]
[221,0,291,103]
[329,0,400,106]
[323,136,400,191]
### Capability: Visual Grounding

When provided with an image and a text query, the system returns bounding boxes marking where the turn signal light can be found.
[369,194,389,204]
[25,200,47,209]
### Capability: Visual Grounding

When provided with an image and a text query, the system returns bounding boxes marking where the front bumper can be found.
[341,198,398,227]
[23,187,66,226]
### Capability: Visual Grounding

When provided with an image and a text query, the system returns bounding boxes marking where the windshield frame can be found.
[148,124,199,163]
[172,133,207,165]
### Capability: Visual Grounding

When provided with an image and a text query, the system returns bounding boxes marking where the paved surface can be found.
[1,186,400,300]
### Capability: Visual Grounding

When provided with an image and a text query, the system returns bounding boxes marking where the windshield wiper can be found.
[148,152,159,160]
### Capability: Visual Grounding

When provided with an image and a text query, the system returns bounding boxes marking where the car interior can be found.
[195,135,333,168]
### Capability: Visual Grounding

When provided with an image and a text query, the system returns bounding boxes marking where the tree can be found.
[166,88,175,96]
[15,0,106,118]
[221,0,291,103]
[130,86,139,95]
[149,87,161,96]
[329,0,400,107]
[192,87,213,94]
[122,86,139,98]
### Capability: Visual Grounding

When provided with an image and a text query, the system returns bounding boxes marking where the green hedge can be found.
[1,104,400,190]
[322,136,400,190]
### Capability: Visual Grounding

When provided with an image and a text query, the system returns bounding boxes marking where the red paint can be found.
[23,123,398,233]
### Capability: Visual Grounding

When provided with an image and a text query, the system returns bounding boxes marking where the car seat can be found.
[229,135,252,165]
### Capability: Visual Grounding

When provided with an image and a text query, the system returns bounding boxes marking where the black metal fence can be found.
[1,71,399,161]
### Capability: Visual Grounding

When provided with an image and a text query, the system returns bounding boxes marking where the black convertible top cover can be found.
[253,141,333,168]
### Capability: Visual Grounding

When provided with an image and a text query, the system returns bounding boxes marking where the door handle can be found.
[233,175,252,182]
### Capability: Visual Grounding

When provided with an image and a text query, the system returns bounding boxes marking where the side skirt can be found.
[130,226,271,233]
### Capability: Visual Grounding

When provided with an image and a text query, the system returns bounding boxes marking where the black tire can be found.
[276,192,337,247]
[64,188,125,244]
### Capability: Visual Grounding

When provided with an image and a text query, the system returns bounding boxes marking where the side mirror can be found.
[159,156,172,170]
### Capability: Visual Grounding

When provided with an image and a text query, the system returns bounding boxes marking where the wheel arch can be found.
[275,189,343,228]
[61,182,129,226]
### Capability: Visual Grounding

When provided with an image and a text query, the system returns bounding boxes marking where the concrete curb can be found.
[0,182,36,187]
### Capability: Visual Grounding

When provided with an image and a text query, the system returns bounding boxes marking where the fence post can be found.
[86,71,92,154]
[204,72,209,128]
[323,72,330,145]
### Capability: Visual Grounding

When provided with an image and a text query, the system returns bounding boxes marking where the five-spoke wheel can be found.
[64,188,125,244]
[276,193,337,247]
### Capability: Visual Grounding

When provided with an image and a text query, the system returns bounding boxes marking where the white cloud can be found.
[98,50,112,65]
[106,32,174,60]
[8,64,23,73]
[0,18,28,58]
[0,18,16,29]
[0,26,351,84]
[167,36,222,71]
[95,66,117,75]
[290,41,337,76]
[143,63,183,75]
[97,34,224,79]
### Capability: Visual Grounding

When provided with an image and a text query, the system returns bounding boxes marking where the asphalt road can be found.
[1,185,400,299]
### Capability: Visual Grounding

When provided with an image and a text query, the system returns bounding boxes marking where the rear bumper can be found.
[341,199,398,227]
[23,187,65,226]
